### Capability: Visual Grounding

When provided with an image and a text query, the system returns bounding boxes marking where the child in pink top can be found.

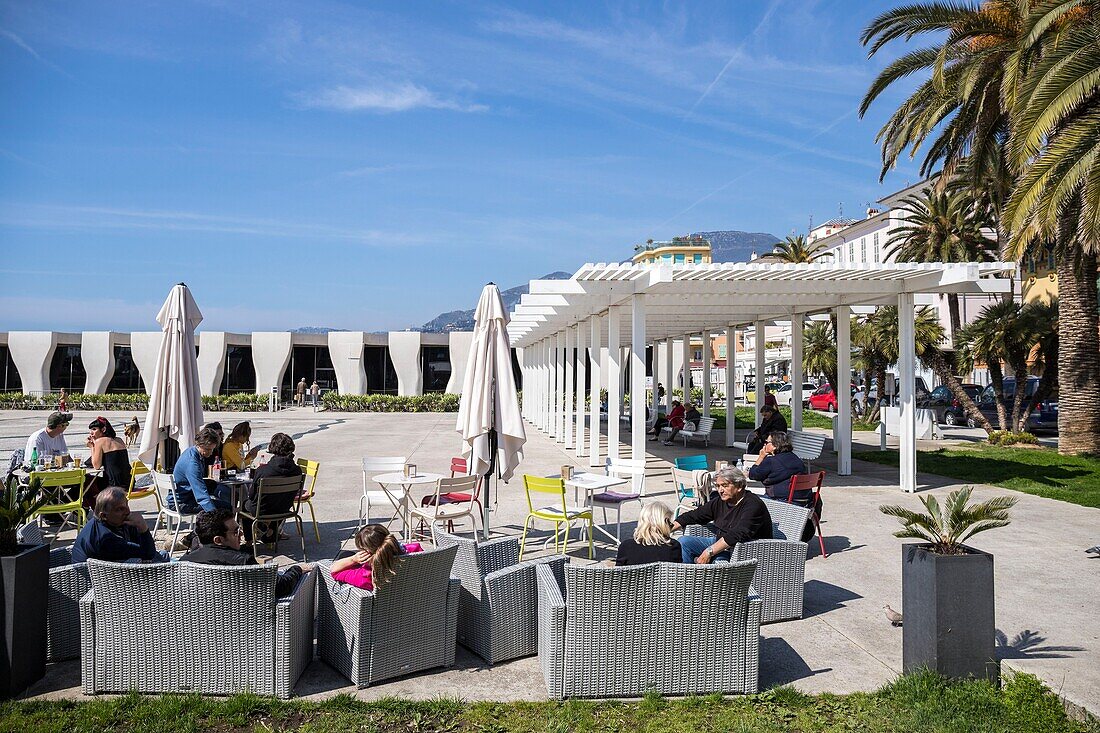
[330,524,423,591]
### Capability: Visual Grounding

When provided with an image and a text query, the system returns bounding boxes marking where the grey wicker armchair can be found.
[536,560,761,698]
[685,497,812,623]
[80,560,316,698]
[433,527,568,665]
[317,544,460,687]
[15,523,89,662]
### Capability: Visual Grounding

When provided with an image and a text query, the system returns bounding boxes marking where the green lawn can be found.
[2,672,1092,733]
[711,406,879,432]
[855,444,1100,509]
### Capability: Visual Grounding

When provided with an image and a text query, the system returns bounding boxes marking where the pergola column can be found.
[725,325,736,446]
[791,316,804,432]
[574,323,586,458]
[754,321,766,424]
[630,295,647,492]
[541,339,550,432]
[550,333,561,440]
[898,293,917,492]
[588,314,602,466]
[662,338,674,410]
[701,329,712,417]
[681,333,692,398]
[607,306,622,462]
[650,340,660,421]
[836,305,852,475]
[564,326,574,449]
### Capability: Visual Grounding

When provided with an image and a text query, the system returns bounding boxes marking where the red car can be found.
[807,384,855,412]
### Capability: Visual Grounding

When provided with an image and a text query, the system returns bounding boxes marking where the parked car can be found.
[972,376,1058,433]
[917,384,982,426]
[868,376,930,405]
[807,384,856,413]
[773,382,818,408]
[744,381,782,404]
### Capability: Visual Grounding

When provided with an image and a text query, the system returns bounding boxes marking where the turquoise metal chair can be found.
[672,455,709,510]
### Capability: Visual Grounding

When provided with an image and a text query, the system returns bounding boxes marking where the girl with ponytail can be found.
[329,524,423,590]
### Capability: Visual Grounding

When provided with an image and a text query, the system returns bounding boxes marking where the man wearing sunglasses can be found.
[181,509,307,597]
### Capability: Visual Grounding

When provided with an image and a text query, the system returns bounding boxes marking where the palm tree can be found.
[886,188,998,339]
[803,321,838,392]
[956,299,1037,431]
[1003,1,1100,454]
[761,234,830,263]
[853,306,946,422]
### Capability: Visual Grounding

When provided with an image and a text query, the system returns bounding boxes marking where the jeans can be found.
[678,533,731,564]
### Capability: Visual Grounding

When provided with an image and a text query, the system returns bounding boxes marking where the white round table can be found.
[371,471,444,532]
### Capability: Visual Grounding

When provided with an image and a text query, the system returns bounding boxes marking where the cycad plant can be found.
[880,486,1017,555]
[0,476,47,555]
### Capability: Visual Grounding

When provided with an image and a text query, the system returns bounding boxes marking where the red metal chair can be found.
[786,471,827,558]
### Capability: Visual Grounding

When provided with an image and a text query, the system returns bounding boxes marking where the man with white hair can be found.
[71,487,167,563]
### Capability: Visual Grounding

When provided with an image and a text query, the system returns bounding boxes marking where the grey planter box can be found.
[0,542,49,698]
[901,543,997,681]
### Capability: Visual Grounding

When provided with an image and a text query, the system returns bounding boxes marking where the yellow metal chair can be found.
[126,460,163,535]
[296,457,321,542]
[519,474,592,561]
[31,468,87,530]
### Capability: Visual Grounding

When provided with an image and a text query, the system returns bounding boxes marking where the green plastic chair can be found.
[31,468,87,530]
[520,474,593,561]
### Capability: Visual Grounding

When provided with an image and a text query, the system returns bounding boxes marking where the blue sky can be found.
[0,0,921,332]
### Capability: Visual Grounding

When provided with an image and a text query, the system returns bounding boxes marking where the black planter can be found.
[0,543,48,698]
[901,543,997,681]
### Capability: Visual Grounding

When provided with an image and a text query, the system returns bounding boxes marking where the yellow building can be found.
[632,235,712,265]
[1022,246,1058,304]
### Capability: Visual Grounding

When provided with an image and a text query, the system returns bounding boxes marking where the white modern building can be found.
[0,330,487,398]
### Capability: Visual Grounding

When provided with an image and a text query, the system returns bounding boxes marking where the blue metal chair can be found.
[672,455,709,512]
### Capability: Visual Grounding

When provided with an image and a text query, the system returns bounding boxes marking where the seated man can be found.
[171,427,233,513]
[748,431,808,501]
[242,432,302,544]
[181,509,306,597]
[745,404,787,454]
[671,468,771,564]
[25,410,72,462]
[72,486,168,564]
[683,403,702,429]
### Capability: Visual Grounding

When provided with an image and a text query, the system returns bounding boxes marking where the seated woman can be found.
[329,524,423,591]
[748,431,807,501]
[84,417,132,509]
[242,432,301,544]
[615,501,681,566]
[222,420,261,471]
[652,400,685,442]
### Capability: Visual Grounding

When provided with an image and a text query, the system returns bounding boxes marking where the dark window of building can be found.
[0,345,22,392]
[108,345,145,392]
[280,346,337,400]
[221,346,256,394]
[49,345,86,392]
[421,346,451,393]
[512,348,523,390]
[364,346,399,394]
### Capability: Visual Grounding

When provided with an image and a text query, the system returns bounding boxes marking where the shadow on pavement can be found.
[995,629,1085,660]
[802,579,862,619]
[760,636,832,688]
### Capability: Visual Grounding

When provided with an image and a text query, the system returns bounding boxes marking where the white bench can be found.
[662,416,716,448]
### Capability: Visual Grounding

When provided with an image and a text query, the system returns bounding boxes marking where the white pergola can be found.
[509,261,1014,493]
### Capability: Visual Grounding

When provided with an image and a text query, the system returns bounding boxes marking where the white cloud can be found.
[292,83,487,113]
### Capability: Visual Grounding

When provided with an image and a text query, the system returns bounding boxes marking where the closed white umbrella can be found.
[456,283,526,538]
[138,283,204,468]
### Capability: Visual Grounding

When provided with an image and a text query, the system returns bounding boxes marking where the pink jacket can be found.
[331,542,423,591]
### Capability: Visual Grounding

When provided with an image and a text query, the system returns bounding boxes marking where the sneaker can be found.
[661,441,672,446]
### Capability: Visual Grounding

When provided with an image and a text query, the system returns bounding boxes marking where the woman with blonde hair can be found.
[329,524,423,590]
[614,501,681,566]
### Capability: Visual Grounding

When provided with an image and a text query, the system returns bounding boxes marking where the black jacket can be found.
[181,543,303,597]
[615,538,682,566]
[675,492,772,547]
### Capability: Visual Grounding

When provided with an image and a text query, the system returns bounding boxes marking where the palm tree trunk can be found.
[925,348,992,433]
[989,361,1009,431]
[947,293,962,346]
[1056,250,1100,455]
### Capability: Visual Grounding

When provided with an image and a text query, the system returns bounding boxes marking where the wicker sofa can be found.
[536,560,761,698]
[80,560,316,697]
[685,497,812,623]
[433,527,568,664]
[16,523,90,662]
[317,544,460,687]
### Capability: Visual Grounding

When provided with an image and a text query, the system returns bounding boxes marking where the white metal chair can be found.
[409,475,480,538]
[670,466,708,517]
[591,457,646,542]
[360,456,408,527]
[152,471,202,555]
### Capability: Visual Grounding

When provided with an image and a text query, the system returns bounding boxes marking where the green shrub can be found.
[988,430,1039,446]
[320,392,461,412]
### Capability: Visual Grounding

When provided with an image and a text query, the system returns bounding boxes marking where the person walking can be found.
[295,377,306,407]
[310,380,320,410]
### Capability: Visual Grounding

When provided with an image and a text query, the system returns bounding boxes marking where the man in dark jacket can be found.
[671,468,772,563]
[181,509,306,596]
[242,432,303,543]
[72,487,168,564]
[746,404,788,453]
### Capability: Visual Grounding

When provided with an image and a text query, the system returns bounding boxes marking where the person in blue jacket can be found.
[171,427,233,512]
[748,431,807,501]
[71,486,167,563]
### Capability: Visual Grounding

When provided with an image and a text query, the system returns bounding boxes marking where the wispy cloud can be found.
[292,83,487,113]
[0,27,74,78]
[0,204,421,245]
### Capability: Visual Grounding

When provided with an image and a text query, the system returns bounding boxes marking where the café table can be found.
[562,470,630,544]
[220,473,254,510]
[371,471,444,533]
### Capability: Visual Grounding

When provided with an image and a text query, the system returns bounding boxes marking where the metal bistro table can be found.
[563,470,630,544]
[371,471,444,533]
[220,474,254,510]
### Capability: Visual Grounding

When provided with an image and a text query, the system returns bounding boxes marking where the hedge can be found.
[0,392,270,412]
[321,392,460,412]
